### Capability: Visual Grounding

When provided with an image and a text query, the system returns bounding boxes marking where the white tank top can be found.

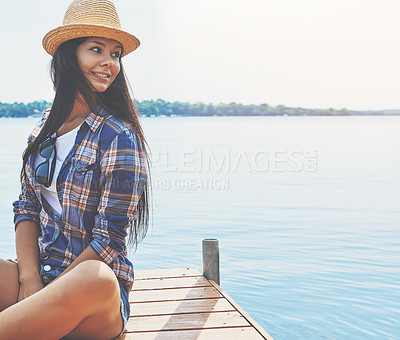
[34,124,82,214]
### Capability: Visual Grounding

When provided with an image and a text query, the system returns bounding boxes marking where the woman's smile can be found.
[92,71,111,79]
[90,71,112,84]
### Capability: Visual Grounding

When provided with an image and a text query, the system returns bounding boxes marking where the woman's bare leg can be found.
[0,260,124,340]
[0,259,19,312]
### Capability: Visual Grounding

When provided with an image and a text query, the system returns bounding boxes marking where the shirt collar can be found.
[83,108,108,132]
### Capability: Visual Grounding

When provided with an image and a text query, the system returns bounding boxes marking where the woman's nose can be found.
[100,56,113,68]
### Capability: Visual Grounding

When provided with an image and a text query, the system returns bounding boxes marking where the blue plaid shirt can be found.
[13,109,147,291]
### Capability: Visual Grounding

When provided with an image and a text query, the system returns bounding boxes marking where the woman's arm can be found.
[89,129,147,265]
[15,220,44,301]
[13,161,43,300]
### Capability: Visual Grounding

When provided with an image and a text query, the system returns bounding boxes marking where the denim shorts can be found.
[8,259,130,337]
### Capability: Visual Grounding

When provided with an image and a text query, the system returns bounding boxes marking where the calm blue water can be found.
[0,116,399,339]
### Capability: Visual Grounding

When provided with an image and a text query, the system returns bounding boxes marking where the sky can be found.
[1,0,400,110]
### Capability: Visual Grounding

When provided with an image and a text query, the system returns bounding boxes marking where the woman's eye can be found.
[91,47,101,53]
[111,51,121,58]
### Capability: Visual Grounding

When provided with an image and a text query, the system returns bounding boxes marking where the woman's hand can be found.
[18,274,44,302]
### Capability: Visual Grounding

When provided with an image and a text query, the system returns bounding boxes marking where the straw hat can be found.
[42,0,140,57]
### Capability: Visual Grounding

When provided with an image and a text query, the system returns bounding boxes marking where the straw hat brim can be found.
[42,24,140,57]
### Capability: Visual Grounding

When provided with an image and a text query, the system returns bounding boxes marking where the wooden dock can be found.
[117,268,273,339]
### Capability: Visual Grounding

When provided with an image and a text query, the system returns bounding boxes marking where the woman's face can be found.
[76,37,122,92]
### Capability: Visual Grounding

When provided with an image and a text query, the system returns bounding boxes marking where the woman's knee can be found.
[60,260,119,309]
[74,260,118,291]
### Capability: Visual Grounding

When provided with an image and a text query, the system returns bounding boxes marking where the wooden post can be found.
[202,238,220,285]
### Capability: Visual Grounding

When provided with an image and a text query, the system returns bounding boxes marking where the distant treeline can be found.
[0,101,52,118]
[0,99,399,118]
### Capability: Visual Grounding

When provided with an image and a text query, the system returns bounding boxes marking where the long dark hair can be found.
[21,37,151,250]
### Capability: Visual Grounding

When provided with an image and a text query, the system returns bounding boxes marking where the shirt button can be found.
[42,276,49,282]
[44,265,51,272]
[53,214,61,221]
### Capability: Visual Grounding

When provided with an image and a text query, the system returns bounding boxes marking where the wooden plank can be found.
[130,287,222,303]
[133,276,211,290]
[131,298,235,317]
[120,327,264,339]
[135,268,201,280]
[208,280,273,340]
[126,311,250,332]
[118,268,273,340]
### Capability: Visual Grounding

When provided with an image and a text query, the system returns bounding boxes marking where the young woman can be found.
[0,0,149,339]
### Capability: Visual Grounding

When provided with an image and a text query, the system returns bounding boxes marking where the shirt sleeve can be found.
[89,129,147,264]
[12,112,48,228]
[13,174,41,228]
